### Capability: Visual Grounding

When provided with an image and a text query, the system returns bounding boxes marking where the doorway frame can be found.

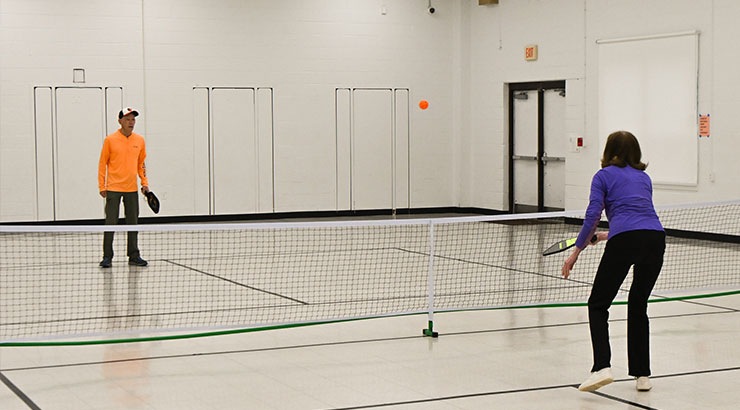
[507,80,566,213]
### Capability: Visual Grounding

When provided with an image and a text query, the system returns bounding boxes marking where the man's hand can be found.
[100,191,107,198]
[141,186,150,195]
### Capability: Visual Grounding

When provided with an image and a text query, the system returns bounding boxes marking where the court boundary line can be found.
[163,259,309,305]
[2,308,737,372]
[319,366,740,410]
[588,390,659,409]
[0,371,41,410]
[2,295,737,346]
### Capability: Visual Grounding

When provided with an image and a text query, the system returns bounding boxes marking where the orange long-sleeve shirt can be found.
[98,130,148,192]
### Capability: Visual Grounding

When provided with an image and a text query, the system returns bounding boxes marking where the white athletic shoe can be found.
[578,367,614,392]
[636,376,652,391]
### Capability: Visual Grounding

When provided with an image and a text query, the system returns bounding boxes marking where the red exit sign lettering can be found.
[525,45,538,61]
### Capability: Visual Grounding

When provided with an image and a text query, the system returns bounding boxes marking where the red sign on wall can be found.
[525,45,538,61]
[699,114,710,137]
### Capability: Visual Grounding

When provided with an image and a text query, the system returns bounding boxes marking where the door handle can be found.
[541,152,565,165]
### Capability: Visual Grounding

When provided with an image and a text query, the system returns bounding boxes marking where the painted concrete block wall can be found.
[466,0,587,210]
[0,0,146,221]
[583,0,719,207]
[0,0,458,221]
[464,0,740,211]
[3,0,740,222]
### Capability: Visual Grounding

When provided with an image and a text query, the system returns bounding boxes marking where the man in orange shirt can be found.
[98,107,150,268]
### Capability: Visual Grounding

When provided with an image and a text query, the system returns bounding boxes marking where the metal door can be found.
[511,89,538,212]
[508,81,566,213]
[542,89,566,210]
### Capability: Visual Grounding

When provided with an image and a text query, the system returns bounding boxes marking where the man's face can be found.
[119,114,136,132]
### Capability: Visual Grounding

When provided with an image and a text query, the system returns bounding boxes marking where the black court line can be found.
[5,363,738,410]
[396,247,632,293]
[319,378,667,410]
[649,365,740,379]
[2,282,735,344]
[0,281,586,330]
[0,245,405,272]
[160,245,404,263]
[2,247,733,330]
[0,333,423,372]
[3,309,737,374]
[675,298,739,312]
[588,389,659,409]
[399,247,740,306]
[0,371,42,410]
[319,384,576,410]
[0,300,302,328]
[319,366,740,410]
[163,259,308,305]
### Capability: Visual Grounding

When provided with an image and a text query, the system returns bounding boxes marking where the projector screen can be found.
[597,32,699,186]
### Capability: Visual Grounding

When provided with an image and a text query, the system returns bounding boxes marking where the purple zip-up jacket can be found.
[575,165,664,249]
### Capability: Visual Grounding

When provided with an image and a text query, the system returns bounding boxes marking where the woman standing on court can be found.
[561,130,665,392]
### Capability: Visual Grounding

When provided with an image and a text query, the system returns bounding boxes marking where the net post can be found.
[423,220,439,338]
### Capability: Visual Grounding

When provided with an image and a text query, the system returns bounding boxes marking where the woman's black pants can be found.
[588,229,665,377]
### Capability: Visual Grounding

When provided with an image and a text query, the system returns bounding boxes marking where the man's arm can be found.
[98,139,109,198]
[137,138,149,192]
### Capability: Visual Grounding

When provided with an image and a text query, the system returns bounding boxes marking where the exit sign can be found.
[525,45,538,61]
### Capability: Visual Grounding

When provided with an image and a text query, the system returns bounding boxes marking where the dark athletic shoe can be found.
[128,256,148,267]
[99,257,112,268]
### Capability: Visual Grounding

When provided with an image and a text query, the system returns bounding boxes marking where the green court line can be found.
[2,289,738,347]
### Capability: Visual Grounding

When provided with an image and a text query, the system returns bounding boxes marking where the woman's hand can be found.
[592,231,608,244]
[562,247,582,279]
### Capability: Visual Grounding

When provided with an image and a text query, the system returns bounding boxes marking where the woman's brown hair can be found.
[600,130,647,170]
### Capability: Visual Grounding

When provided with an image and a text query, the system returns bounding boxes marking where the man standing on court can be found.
[98,107,150,268]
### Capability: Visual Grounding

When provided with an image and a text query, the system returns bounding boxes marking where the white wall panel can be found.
[104,87,123,136]
[211,88,257,215]
[336,88,410,211]
[257,88,274,213]
[335,88,351,210]
[193,87,210,215]
[351,89,393,210]
[54,87,105,220]
[33,87,54,221]
[394,89,410,209]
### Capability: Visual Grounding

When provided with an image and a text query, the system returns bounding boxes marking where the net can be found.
[1,201,739,344]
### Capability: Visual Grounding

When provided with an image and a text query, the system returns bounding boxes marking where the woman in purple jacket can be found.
[562,131,665,393]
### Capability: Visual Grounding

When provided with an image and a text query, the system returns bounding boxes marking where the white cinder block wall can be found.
[2,0,740,222]
[465,0,740,210]
[0,0,459,221]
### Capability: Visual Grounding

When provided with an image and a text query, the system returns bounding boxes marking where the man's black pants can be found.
[103,191,140,259]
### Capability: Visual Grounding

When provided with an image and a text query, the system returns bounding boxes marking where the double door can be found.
[508,81,567,213]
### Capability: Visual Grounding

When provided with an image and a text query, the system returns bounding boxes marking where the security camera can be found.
[427,6,435,14]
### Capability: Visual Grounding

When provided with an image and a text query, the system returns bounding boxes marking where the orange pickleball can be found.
[419,100,429,110]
